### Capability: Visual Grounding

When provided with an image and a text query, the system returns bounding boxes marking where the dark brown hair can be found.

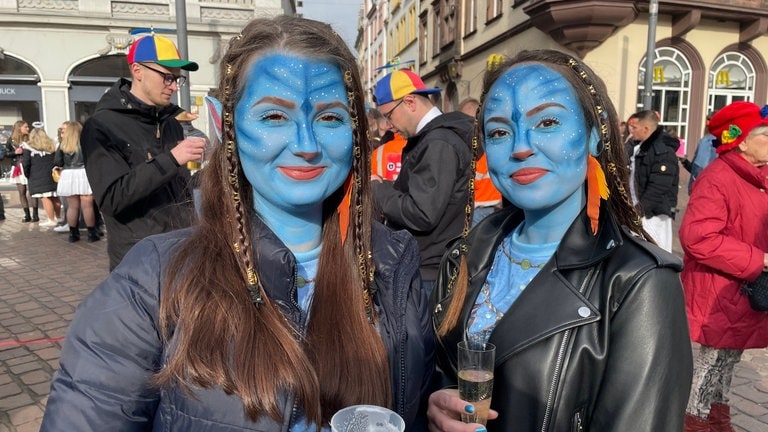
[438,49,648,335]
[156,15,391,425]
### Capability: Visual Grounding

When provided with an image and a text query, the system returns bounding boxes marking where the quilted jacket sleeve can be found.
[680,167,765,281]
[40,239,166,431]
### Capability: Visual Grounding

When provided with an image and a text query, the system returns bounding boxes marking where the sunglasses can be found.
[139,63,186,87]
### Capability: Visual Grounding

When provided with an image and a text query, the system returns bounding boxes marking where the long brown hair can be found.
[156,15,391,425]
[438,49,648,335]
[10,120,28,148]
[58,121,83,154]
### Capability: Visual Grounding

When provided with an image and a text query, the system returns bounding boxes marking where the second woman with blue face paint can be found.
[428,50,693,432]
[42,16,434,432]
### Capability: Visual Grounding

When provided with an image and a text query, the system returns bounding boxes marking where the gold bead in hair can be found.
[233,242,241,252]
[344,70,353,84]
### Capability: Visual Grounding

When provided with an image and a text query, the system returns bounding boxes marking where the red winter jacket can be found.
[679,150,768,349]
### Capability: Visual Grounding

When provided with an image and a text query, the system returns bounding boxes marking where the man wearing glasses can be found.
[81,34,206,270]
[371,69,473,295]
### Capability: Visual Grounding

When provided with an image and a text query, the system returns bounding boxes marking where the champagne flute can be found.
[458,340,495,426]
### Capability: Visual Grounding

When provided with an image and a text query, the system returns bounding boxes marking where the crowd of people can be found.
[0,13,763,432]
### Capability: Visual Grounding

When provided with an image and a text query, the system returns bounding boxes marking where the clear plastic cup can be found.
[330,404,405,432]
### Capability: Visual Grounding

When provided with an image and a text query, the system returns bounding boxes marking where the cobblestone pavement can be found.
[1,174,767,430]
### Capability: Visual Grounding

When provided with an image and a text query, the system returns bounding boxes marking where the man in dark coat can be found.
[626,110,680,252]
[81,35,207,270]
[371,69,473,295]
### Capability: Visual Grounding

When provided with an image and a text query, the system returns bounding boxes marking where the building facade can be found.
[359,0,768,154]
[0,0,294,141]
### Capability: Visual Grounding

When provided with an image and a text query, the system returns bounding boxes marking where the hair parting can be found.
[156,15,390,426]
[438,49,652,336]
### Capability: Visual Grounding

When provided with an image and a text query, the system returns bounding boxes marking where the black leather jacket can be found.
[432,206,692,431]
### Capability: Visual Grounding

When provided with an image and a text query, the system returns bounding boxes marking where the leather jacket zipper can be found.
[541,328,571,432]
[541,269,595,432]
[287,267,307,430]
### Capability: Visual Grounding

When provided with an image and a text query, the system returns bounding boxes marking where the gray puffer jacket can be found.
[41,219,434,431]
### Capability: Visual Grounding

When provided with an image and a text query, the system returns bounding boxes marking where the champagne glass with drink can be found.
[458,340,495,426]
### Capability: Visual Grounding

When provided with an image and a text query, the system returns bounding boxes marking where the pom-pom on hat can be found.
[708,101,768,154]
[373,69,441,105]
[127,35,199,71]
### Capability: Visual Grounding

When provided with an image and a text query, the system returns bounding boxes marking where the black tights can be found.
[16,184,37,209]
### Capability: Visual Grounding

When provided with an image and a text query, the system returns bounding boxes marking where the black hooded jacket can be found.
[627,126,680,218]
[372,111,473,281]
[81,78,193,270]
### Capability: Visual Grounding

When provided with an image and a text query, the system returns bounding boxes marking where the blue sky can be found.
[301,0,364,52]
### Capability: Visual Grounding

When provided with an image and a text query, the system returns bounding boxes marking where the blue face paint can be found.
[483,64,589,242]
[235,53,353,251]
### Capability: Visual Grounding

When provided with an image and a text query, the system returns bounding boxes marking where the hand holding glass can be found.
[458,341,495,426]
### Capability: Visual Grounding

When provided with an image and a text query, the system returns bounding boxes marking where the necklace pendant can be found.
[520,259,532,270]
[296,276,306,288]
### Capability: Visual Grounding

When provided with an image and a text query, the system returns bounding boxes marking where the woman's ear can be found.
[588,127,601,156]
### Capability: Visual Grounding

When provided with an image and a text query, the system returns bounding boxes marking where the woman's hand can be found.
[15,146,23,155]
[427,389,498,432]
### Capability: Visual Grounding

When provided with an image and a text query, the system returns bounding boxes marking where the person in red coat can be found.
[679,101,768,432]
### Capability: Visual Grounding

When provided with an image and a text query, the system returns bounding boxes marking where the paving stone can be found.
[15,420,43,432]
[8,404,43,425]
[19,370,49,385]
[8,362,38,375]
[0,392,34,410]
[33,347,60,361]
[0,382,21,397]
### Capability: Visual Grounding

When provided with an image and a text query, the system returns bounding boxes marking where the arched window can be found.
[0,55,42,131]
[638,47,691,144]
[0,55,38,80]
[707,52,754,113]
[68,55,130,124]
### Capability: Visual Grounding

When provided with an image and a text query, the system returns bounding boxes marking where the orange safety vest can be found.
[371,133,407,181]
[475,153,502,208]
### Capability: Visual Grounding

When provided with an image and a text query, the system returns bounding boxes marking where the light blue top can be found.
[466,224,557,347]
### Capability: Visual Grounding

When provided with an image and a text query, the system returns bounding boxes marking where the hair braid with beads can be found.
[156,15,389,425]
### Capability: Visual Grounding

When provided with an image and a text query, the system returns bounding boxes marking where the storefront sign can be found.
[0,84,42,101]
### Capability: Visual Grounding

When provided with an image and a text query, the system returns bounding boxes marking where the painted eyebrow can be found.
[253,96,296,109]
[526,102,565,117]
[316,101,349,113]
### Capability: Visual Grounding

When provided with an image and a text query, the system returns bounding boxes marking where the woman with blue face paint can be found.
[41,16,434,432]
[427,50,692,432]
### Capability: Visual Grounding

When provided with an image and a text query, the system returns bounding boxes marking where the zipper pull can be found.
[156,123,160,139]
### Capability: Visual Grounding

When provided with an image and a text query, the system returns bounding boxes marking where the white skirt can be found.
[56,168,93,196]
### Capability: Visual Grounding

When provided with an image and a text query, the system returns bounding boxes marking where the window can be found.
[419,14,428,64]
[708,52,755,113]
[637,47,691,151]
[434,0,454,50]
[433,6,441,56]
[486,0,502,22]
[464,0,477,36]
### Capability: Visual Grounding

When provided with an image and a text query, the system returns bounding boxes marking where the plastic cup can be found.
[330,404,405,432]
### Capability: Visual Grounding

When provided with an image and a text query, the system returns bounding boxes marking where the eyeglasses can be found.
[382,98,405,121]
[139,63,186,87]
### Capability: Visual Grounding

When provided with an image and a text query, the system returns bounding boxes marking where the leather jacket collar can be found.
[436,203,624,363]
